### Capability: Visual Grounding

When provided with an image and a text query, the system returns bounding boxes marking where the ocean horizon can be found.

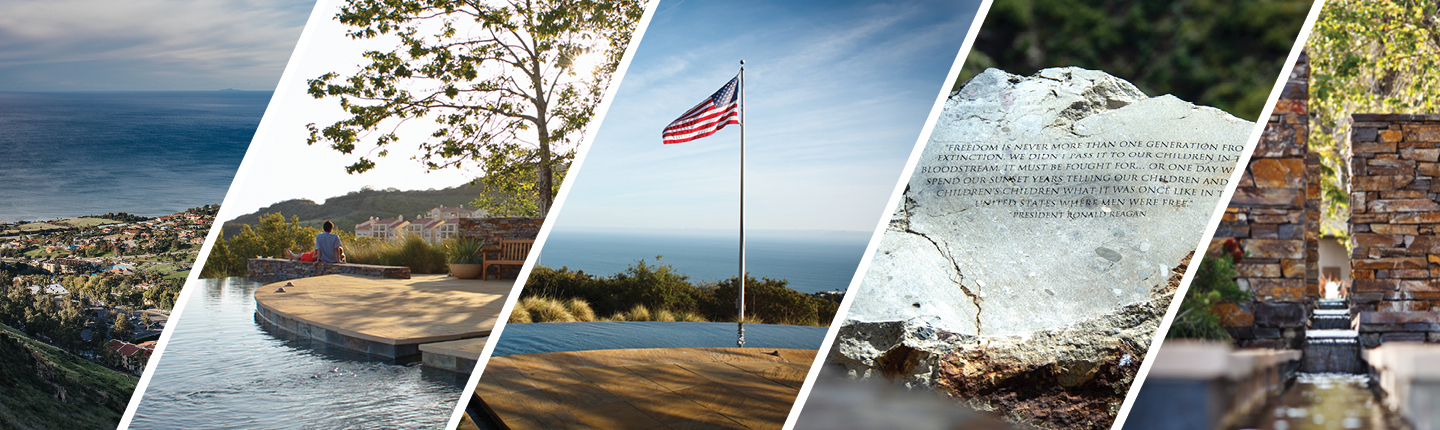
[536,229,872,294]
[0,91,267,222]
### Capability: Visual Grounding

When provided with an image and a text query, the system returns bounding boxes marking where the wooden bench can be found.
[483,239,534,280]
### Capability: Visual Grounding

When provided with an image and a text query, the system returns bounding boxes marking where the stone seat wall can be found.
[246,258,411,284]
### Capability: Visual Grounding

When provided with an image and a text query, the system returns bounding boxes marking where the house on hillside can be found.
[427,205,487,220]
[354,216,409,240]
[107,339,154,373]
[402,218,453,243]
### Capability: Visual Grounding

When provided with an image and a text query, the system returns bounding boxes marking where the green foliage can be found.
[519,296,581,323]
[960,0,1309,121]
[340,232,384,266]
[379,234,449,274]
[203,214,453,276]
[344,234,449,274]
[469,160,569,217]
[701,276,835,326]
[446,238,486,264]
[0,325,137,430]
[508,304,533,323]
[201,213,319,278]
[522,258,839,326]
[606,257,701,316]
[562,297,596,322]
[1308,0,1440,240]
[306,0,645,215]
[1168,255,1250,340]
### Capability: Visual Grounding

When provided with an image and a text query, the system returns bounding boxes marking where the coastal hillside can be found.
[0,325,137,430]
[222,183,480,237]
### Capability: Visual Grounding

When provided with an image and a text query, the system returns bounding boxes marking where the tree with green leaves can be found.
[200,213,319,279]
[306,0,645,216]
[1308,0,1440,238]
[960,0,1309,121]
[110,314,133,341]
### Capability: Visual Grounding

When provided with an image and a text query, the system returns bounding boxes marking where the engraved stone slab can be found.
[847,67,1251,337]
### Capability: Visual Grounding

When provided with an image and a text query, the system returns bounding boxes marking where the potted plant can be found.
[446,238,486,279]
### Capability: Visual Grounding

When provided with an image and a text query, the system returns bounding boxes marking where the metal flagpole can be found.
[737,60,746,348]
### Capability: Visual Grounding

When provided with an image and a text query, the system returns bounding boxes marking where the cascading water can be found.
[1303,299,1362,374]
[1240,299,1408,429]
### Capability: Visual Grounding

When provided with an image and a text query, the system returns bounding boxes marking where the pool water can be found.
[492,321,828,356]
[129,277,466,429]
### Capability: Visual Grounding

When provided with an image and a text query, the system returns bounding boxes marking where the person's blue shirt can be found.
[315,232,342,264]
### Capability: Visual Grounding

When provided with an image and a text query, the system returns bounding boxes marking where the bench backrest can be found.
[498,239,534,261]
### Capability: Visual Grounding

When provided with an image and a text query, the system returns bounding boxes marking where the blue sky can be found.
[550,0,981,234]
[0,0,312,91]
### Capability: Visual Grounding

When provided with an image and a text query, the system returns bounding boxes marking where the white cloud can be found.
[0,0,313,90]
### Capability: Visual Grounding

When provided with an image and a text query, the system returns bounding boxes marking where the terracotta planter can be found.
[449,263,483,279]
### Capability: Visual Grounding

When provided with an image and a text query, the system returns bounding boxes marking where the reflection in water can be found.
[1244,373,1391,430]
[130,278,465,429]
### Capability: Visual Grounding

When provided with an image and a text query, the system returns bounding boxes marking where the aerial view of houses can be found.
[0,205,216,375]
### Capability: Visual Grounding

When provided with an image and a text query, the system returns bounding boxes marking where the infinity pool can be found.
[492,321,829,356]
[129,277,465,429]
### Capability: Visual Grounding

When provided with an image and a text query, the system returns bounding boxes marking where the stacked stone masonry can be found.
[246,258,411,284]
[1348,113,1440,347]
[1212,52,1310,349]
[458,217,543,280]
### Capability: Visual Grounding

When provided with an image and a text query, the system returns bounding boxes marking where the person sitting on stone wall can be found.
[283,220,346,264]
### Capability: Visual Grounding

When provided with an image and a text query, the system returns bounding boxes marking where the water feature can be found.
[1304,299,1363,375]
[1238,299,1406,430]
[1242,373,1395,430]
[129,277,465,429]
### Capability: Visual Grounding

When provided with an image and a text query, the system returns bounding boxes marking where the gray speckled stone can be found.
[846,67,1251,337]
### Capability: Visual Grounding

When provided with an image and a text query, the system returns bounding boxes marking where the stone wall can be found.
[458,217,544,280]
[246,258,411,284]
[1213,52,1310,349]
[1347,113,1440,345]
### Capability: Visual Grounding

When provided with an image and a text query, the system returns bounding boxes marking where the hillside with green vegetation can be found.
[517,259,840,327]
[959,0,1310,121]
[222,184,480,237]
[0,324,136,430]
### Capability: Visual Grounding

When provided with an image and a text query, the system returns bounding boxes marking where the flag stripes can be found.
[662,75,741,144]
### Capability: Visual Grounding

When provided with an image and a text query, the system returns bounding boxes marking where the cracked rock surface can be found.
[829,67,1249,429]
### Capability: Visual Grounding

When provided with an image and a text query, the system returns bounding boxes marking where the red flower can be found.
[1222,238,1243,264]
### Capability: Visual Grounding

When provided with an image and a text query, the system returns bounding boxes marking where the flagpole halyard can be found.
[737,60,746,348]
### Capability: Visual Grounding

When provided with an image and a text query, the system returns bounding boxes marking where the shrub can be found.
[341,234,384,266]
[446,238,485,264]
[520,296,581,323]
[700,276,823,326]
[520,259,834,326]
[379,234,449,274]
[1168,254,1249,340]
[623,304,651,322]
[562,298,596,322]
[507,305,532,323]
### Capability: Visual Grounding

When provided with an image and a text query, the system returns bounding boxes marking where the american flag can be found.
[662,75,741,144]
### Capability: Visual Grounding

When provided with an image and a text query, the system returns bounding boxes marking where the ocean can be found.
[536,230,872,294]
[0,91,267,222]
